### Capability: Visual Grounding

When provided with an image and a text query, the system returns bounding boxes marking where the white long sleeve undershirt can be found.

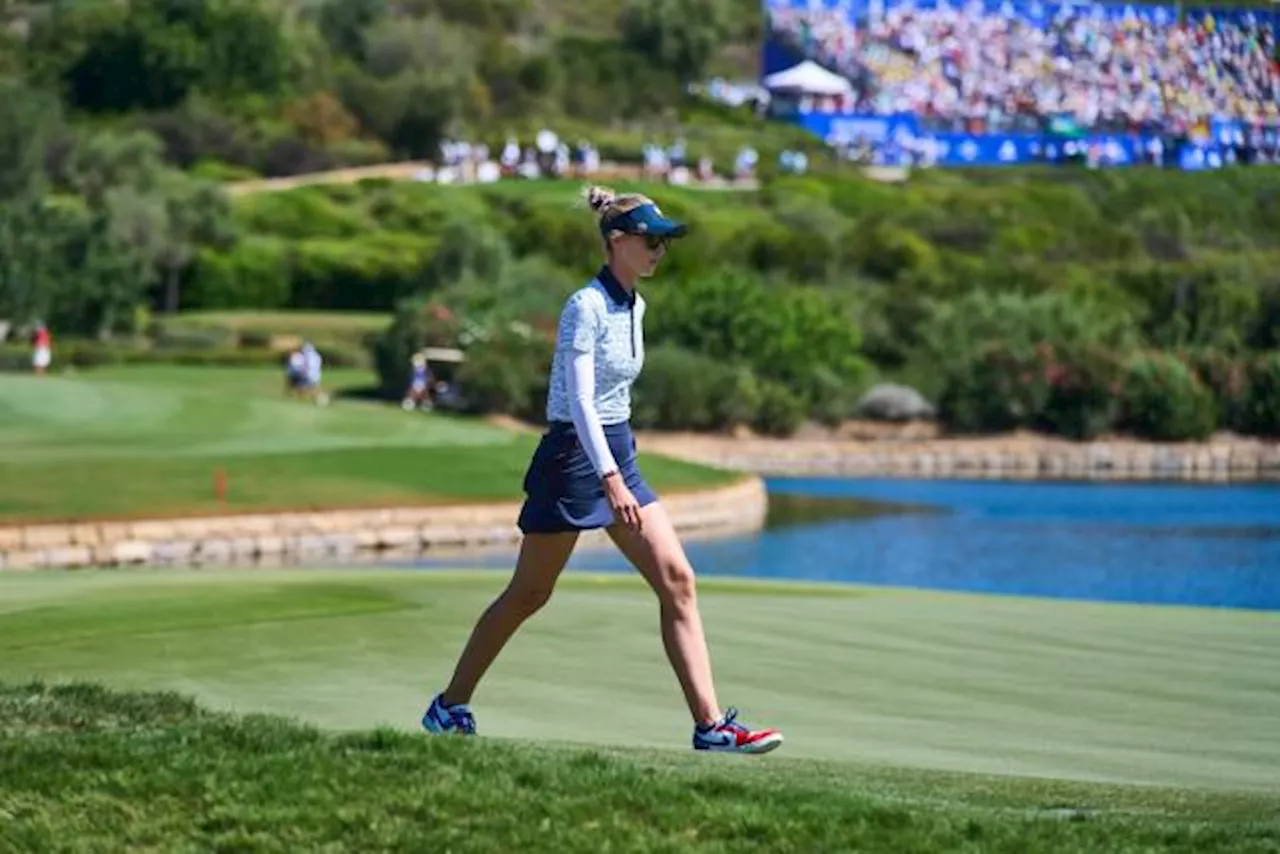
[565,348,619,478]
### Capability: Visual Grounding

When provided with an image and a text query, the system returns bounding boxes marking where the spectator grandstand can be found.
[761,0,1280,168]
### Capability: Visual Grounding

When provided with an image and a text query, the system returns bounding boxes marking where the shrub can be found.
[433,256,576,336]
[646,270,870,396]
[185,238,293,310]
[233,188,374,239]
[709,366,764,429]
[920,290,1140,368]
[1185,347,1251,433]
[631,345,761,431]
[805,364,862,428]
[935,340,1120,438]
[1039,344,1123,440]
[936,343,1050,434]
[453,328,553,422]
[1240,352,1280,437]
[752,380,806,437]
[1117,352,1217,441]
[287,233,438,310]
[419,213,511,294]
[928,291,1141,435]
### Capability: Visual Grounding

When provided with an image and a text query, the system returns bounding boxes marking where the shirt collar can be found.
[596,265,635,308]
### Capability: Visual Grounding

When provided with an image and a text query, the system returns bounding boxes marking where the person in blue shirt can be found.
[401,351,433,411]
[422,185,783,755]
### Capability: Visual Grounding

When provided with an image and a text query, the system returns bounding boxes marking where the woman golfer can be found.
[422,186,783,754]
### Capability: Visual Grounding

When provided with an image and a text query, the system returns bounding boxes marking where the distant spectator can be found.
[500,136,521,176]
[767,0,1280,133]
[779,149,809,174]
[30,322,51,376]
[287,341,328,406]
[697,155,716,182]
[284,347,307,397]
[402,351,434,412]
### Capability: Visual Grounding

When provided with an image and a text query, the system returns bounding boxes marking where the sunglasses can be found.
[642,235,672,252]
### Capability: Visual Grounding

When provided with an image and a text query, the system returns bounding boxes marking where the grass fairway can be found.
[2,570,1278,853]
[0,366,734,522]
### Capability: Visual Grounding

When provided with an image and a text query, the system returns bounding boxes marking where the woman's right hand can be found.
[603,472,642,532]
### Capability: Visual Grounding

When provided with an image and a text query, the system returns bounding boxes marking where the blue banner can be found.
[922,132,1146,167]
[800,112,1194,168]
[795,112,919,145]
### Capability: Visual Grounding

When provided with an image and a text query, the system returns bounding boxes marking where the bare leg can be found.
[607,502,721,726]
[441,531,579,705]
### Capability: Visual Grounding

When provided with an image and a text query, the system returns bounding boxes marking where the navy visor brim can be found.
[604,204,688,239]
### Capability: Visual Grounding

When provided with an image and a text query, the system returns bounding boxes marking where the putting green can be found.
[0,366,511,463]
[0,366,734,520]
[2,568,1276,793]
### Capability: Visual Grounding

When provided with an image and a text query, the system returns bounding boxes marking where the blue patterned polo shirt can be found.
[545,266,645,426]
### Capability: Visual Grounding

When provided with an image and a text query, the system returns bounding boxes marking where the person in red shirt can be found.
[31,323,51,376]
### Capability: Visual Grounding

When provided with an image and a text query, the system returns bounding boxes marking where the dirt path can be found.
[223,160,759,196]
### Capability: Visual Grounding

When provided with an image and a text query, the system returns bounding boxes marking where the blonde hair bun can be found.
[584,185,617,212]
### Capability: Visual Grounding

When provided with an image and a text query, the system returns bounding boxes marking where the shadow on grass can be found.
[330,384,388,403]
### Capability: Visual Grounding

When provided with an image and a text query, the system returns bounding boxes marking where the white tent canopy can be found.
[762,60,853,97]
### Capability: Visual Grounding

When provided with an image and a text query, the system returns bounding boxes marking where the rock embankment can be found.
[636,433,1280,482]
[0,476,766,571]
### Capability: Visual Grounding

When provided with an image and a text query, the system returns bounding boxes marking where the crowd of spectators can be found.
[767,0,1280,135]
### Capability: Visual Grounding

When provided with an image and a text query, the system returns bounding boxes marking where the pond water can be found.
[415,478,1280,611]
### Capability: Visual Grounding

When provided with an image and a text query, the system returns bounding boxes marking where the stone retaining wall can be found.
[0,476,767,571]
[638,435,1280,482]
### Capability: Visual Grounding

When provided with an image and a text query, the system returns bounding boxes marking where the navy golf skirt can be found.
[517,420,658,534]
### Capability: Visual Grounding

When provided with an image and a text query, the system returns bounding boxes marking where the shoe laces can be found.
[438,697,477,734]
[453,709,476,734]
[716,707,747,734]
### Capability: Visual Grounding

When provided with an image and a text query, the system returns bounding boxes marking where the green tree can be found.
[620,0,731,82]
[316,0,387,59]
[0,77,60,201]
[0,78,65,327]
[58,129,235,334]
[47,0,298,113]
[155,172,237,314]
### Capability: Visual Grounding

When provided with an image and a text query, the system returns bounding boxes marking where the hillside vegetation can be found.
[195,170,1280,439]
[1,0,1278,441]
[0,0,800,178]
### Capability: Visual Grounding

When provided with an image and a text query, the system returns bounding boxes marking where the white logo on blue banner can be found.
[959,140,979,161]
[829,116,891,143]
[998,140,1018,162]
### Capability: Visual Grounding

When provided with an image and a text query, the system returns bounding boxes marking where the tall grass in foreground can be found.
[2,681,1276,854]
